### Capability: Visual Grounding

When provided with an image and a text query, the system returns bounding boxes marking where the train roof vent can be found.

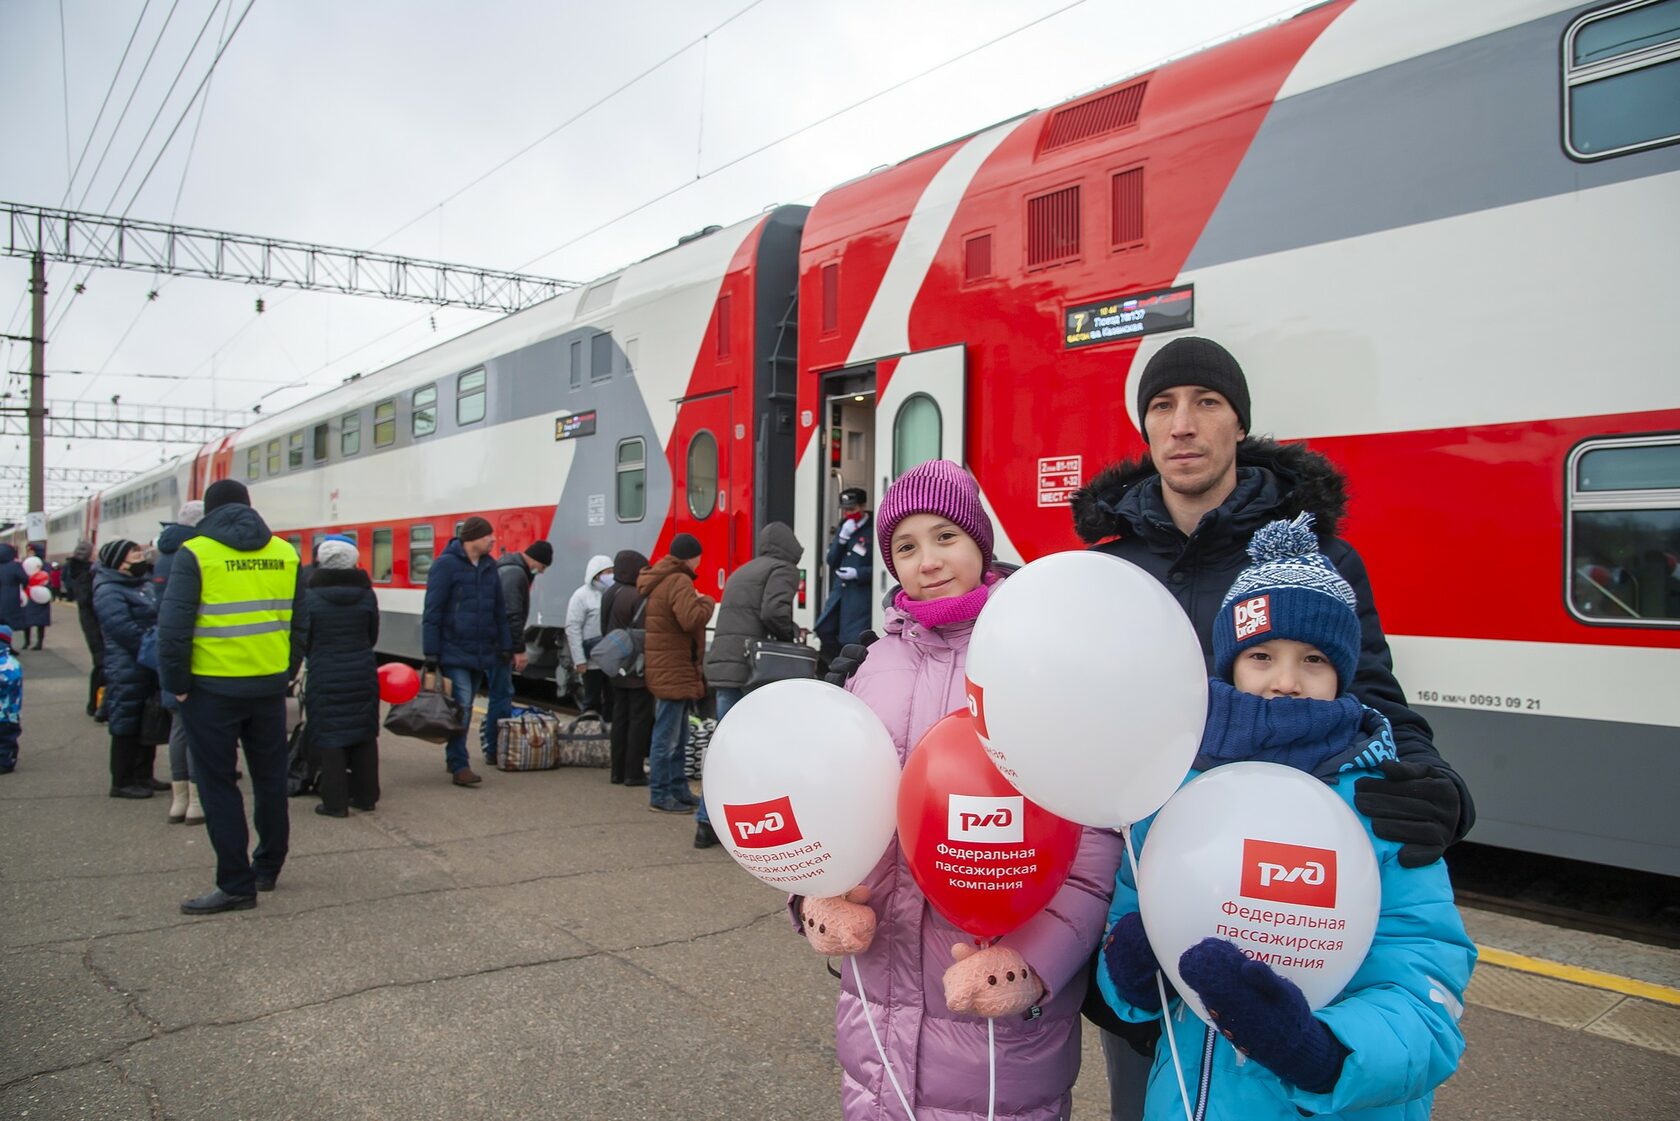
[1026,185,1080,270]
[1041,80,1148,154]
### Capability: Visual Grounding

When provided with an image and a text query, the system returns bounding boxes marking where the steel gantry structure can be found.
[3,202,583,531]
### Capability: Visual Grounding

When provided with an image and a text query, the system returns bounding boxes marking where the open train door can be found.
[869,344,966,632]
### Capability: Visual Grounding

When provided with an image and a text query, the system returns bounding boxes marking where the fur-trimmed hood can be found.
[1070,437,1347,545]
[308,566,373,590]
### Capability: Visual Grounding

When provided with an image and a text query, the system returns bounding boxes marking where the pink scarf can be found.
[894,571,999,630]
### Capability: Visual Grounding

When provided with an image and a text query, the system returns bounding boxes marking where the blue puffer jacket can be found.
[1098,691,1476,1121]
[0,544,26,630]
[92,566,158,738]
[422,539,511,672]
[150,521,200,598]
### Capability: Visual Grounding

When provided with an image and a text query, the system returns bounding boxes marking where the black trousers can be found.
[608,685,653,784]
[181,689,289,897]
[317,740,380,813]
[108,733,143,788]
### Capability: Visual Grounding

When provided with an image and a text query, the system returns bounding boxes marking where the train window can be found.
[616,437,646,522]
[892,394,942,477]
[313,423,329,462]
[591,332,613,382]
[624,337,637,376]
[413,385,437,437]
[285,534,303,557]
[374,400,396,448]
[266,439,281,476]
[311,533,324,560]
[821,263,839,336]
[1564,0,1680,160]
[457,368,486,424]
[247,448,259,480]
[1566,435,1680,626]
[687,430,718,519]
[287,432,304,470]
[371,528,393,583]
[410,524,434,582]
[341,412,361,456]
[715,294,733,359]
[570,339,584,390]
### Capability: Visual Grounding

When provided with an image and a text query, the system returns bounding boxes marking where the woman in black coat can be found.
[92,539,162,798]
[599,549,653,787]
[300,540,381,816]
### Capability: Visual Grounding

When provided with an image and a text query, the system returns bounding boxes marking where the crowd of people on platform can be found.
[0,336,1478,1120]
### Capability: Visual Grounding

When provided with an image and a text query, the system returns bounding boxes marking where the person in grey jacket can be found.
[695,520,803,847]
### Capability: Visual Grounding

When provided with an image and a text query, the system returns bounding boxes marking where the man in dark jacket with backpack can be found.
[421,516,512,787]
[486,539,551,766]
[1068,336,1475,1119]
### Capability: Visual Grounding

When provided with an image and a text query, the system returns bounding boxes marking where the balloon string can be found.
[1121,824,1195,1121]
[850,954,917,1121]
[986,1016,996,1121]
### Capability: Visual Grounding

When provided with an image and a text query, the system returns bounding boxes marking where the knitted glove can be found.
[944,943,1044,1018]
[823,630,877,687]
[1354,760,1461,868]
[836,565,860,582]
[1178,938,1348,1094]
[799,886,876,955]
[837,518,860,543]
[1102,912,1168,1012]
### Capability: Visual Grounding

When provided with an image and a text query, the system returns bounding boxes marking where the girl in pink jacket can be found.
[798,460,1124,1121]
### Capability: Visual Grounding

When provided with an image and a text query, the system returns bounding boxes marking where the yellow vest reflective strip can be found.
[181,534,298,678]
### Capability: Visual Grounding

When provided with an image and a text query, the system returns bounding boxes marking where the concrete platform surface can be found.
[4,640,1679,1119]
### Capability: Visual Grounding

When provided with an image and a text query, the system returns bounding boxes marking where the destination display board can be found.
[555,410,598,441]
[1063,285,1194,348]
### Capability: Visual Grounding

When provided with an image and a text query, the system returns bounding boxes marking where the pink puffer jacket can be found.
[822,603,1123,1121]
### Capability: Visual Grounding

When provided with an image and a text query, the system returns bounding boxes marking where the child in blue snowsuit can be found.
[0,624,21,773]
[1098,514,1476,1121]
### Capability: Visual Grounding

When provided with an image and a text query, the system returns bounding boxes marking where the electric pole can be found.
[29,251,45,543]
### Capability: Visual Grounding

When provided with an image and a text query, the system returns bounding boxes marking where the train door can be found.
[816,345,967,635]
[672,389,734,597]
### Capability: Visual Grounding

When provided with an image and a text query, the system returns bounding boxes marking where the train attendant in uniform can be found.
[420,516,514,787]
[814,487,873,661]
[1068,337,1477,1119]
[158,479,305,915]
[1097,515,1475,1121]
[797,460,1123,1121]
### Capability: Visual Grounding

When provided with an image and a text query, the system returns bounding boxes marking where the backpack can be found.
[589,595,647,678]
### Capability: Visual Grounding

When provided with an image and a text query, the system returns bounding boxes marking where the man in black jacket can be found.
[486,539,551,765]
[1069,336,1473,1119]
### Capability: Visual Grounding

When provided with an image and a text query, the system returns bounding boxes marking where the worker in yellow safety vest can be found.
[158,479,305,915]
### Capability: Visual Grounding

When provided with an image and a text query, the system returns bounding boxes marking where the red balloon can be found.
[378,663,421,704]
[28,571,48,587]
[896,710,1084,941]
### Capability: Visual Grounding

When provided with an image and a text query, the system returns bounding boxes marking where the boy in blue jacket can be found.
[1099,514,1475,1121]
[0,625,19,773]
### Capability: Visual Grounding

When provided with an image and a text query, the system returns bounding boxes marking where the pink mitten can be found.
[800,886,876,955]
[943,943,1045,1018]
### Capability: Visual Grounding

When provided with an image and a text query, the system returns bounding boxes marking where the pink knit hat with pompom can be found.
[876,460,995,578]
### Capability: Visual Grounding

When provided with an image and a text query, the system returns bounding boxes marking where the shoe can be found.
[168,780,190,823]
[315,804,349,818]
[184,782,205,825]
[254,876,277,892]
[180,888,256,915]
[146,777,171,792]
[482,753,498,766]
[649,801,688,814]
[109,784,153,799]
[86,704,96,717]
[674,790,699,807]
[694,822,719,849]
[0,765,15,775]
[624,778,647,788]
[350,802,376,812]
[94,711,108,723]
[452,767,483,786]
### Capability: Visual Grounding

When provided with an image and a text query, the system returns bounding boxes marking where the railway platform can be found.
[3,641,1678,1120]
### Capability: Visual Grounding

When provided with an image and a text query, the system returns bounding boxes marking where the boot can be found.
[168,781,190,824]
[184,781,205,825]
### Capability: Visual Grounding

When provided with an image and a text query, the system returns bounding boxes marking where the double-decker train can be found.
[17,0,1678,875]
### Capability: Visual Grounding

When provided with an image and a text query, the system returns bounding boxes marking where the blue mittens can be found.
[1178,937,1349,1094]
[1102,912,1168,1012]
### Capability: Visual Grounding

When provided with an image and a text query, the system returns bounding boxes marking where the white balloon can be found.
[29,585,51,604]
[21,555,43,575]
[965,551,1206,827]
[702,679,902,898]
[1135,762,1381,1023]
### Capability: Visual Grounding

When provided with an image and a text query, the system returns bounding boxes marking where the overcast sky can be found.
[0,0,1292,521]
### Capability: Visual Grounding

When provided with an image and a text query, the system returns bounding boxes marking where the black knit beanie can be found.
[670,533,702,561]
[1135,337,1251,441]
[203,479,251,512]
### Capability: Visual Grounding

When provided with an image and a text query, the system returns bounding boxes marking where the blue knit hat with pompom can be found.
[1212,513,1360,691]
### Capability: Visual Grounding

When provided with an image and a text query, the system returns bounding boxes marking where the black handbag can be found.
[139,691,172,746]
[743,639,819,692]
[383,669,466,744]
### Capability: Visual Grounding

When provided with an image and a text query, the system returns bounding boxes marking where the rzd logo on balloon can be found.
[724,796,804,849]
[1240,839,1337,908]
[947,794,1023,843]
[964,678,989,740]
